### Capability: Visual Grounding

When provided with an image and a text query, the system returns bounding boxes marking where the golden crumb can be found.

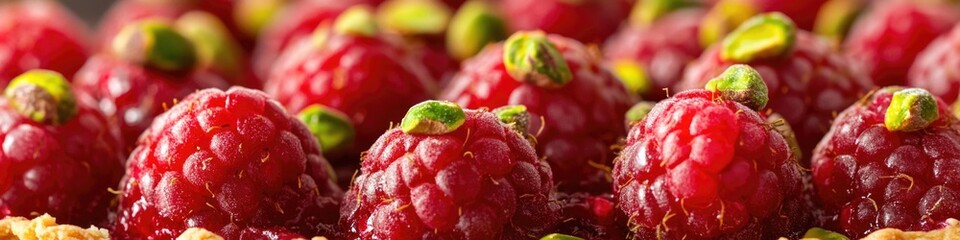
[0,214,109,240]
[176,228,224,240]
[862,219,960,240]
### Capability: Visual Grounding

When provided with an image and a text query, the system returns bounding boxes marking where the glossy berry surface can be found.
[74,56,229,148]
[811,88,960,238]
[604,9,706,101]
[0,92,123,228]
[908,24,960,104]
[613,90,810,239]
[844,0,959,87]
[682,31,874,161]
[265,26,435,164]
[113,87,342,239]
[0,1,90,87]
[442,34,633,193]
[499,0,630,44]
[339,108,558,239]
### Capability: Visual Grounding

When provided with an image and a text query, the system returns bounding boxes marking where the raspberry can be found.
[74,20,230,147]
[554,193,628,240]
[0,1,90,87]
[339,100,559,239]
[499,0,630,44]
[0,70,124,227]
[844,0,960,87]
[811,87,960,238]
[113,87,342,239]
[265,6,435,183]
[604,8,706,101]
[252,0,381,77]
[441,31,634,193]
[909,24,960,104]
[681,13,874,160]
[614,65,810,239]
[98,0,254,51]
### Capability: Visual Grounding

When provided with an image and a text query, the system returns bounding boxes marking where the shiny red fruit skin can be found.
[812,89,960,238]
[0,1,90,87]
[500,0,630,44]
[97,0,254,51]
[339,109,558,239]
[844,0,960,87]
[604,9,706,101]
[681,32,874,162]
[441,34,634,194]
[909,24,960,104]
[613,90,810,239]
[0,94,124,227]
[751,0,827,30]
[113,87,342,239]
[73,55,230,148]
[265,31,435,164]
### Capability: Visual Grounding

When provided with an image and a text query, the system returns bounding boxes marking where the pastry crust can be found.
[861,219,960,240]
[176,228,224,240]
[0,214,109,240]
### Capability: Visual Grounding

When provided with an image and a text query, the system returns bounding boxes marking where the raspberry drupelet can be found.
[681,12,874,161]
[908,24,960,105]
[614,65,811,239]
[843,0,960,87]
[112,87,342,239]
[0,70,124,227]
[74,20,230,148]
[441,31,634,193]
[265,6,435,184]
[811,86,960,238]
[0,0,90,87]
[339,101,558,239]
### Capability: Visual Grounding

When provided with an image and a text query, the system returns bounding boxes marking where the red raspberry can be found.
[339,100,558,239]
[265,6,435,175]
[113,87,343,239]
[614,65,810,239]
[554,193,628,240]
[74,20,230,147]
[0,70,124,227]
[499,0,630,44]
[441,31,634,193]
[909,24,960,104]
[811,87,960,238]
[0,1,90,87]
[604,8,706,101]
[844,0,960,87]
[252,0,380,77]
[98,0,254,51]
[681,13,874,160]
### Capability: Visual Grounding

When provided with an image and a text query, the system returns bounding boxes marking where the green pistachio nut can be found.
[610,59,652,97]
[234,0,286,37]
[503,31,573,88]
[446,0,507,60]
[4,70,77,125]
[720,12,797,63]
[540,233,585,240]
[814,0,863,44]
[377,0,451,36]
[334,5,379,37]
[298,104,356,154]
[885,88,940,132]
[401,100,467,135]
[112,19,198,72]
[698,0,759,47]
[493,105,529,135]
[176,11,243,72]
[630,0,696,25]
[803,227,850,240]
[705,64,769,110]
[626,101,656,125]
[768,113,802,160]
